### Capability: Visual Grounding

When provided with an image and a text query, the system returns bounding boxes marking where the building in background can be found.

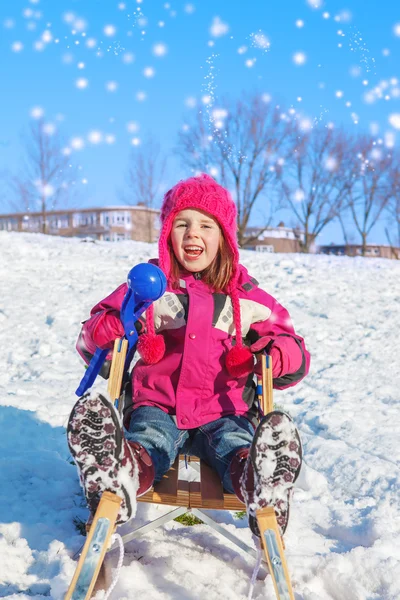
[242,222,309,253]
[0,205,160,243]
[319,243,399,260]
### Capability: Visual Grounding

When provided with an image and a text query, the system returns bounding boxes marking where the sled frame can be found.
[65,343,294,600]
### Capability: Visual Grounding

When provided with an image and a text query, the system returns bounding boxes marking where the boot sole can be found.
[247,410,302,536]
[67,393,135,523]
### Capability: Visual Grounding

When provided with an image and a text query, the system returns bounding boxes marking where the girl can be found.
[68,174,310,537]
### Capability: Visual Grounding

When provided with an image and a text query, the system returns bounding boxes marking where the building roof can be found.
[0,205,161,219]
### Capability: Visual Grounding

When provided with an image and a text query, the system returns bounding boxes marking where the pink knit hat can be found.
[137,174,254,378]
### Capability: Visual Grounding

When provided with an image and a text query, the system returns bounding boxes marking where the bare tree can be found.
[176,92,296,246]
[122,136,167,242]
[276,125,357,253]
[7,119,76,233]
[384,170,400,258]
[346,138,399,256]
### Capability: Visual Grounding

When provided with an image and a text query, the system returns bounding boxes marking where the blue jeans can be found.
[124,406,254,493]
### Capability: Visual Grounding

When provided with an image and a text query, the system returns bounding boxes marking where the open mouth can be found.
[183,246,204,258]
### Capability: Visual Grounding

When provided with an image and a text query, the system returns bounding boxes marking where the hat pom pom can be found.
[137,333,165,365]
[226,345,254,378]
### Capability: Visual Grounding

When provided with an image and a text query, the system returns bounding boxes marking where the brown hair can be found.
[168,233,234,292]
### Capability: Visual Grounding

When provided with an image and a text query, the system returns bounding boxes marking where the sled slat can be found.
[256,507,294,600]
[257,354,273,415]
[107,338,128,403]
[65,492,121,600]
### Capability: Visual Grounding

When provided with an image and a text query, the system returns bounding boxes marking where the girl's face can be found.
[170,209,221,272]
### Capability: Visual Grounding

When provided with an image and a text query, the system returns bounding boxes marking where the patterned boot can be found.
[239,411,302,537]
[67,392,154,524]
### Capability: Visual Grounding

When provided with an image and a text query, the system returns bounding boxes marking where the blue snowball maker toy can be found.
[76,263,166,396]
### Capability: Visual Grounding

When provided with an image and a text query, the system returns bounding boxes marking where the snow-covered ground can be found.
[1,231,399,600]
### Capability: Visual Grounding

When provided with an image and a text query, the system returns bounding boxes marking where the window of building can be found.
[255,245,274,253]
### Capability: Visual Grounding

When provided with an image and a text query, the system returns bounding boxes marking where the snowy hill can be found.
[1,231,399,600]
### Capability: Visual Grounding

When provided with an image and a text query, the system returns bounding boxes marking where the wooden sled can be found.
[65,343,295,600]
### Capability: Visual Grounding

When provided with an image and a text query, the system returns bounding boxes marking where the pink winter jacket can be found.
[77,262,310,429]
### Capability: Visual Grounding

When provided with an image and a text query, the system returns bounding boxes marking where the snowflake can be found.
[185,96,197,108]
[143,67,155,78]
[209,16,229,38]
[30,106,44,119]
[127,121,139,133]
[88,131,103,144]
[153,43,167,57]
[104,24,117,37]
[76,78,88,89]
[293,52,306,65]
[11,41,24,52]
[70,137,85,150]
[106,81,118,92]
[123,52,135,64]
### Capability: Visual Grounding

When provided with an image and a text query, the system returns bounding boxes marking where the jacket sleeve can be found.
[76,283,128,367]
[246,285,310,390]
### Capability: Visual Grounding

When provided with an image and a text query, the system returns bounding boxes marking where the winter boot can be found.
[67,392,154,524]
[235,411,302,537]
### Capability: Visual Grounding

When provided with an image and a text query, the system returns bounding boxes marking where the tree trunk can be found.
[361,232,367,256]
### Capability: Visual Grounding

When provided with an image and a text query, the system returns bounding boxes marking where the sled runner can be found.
[65,266,296,600]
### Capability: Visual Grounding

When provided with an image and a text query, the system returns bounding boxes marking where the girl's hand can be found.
[250,336,302,379]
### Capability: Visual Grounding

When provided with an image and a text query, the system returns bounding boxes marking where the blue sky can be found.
[1,0,400,245]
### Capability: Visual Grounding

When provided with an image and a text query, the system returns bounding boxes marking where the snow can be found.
[1,231,400,599]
